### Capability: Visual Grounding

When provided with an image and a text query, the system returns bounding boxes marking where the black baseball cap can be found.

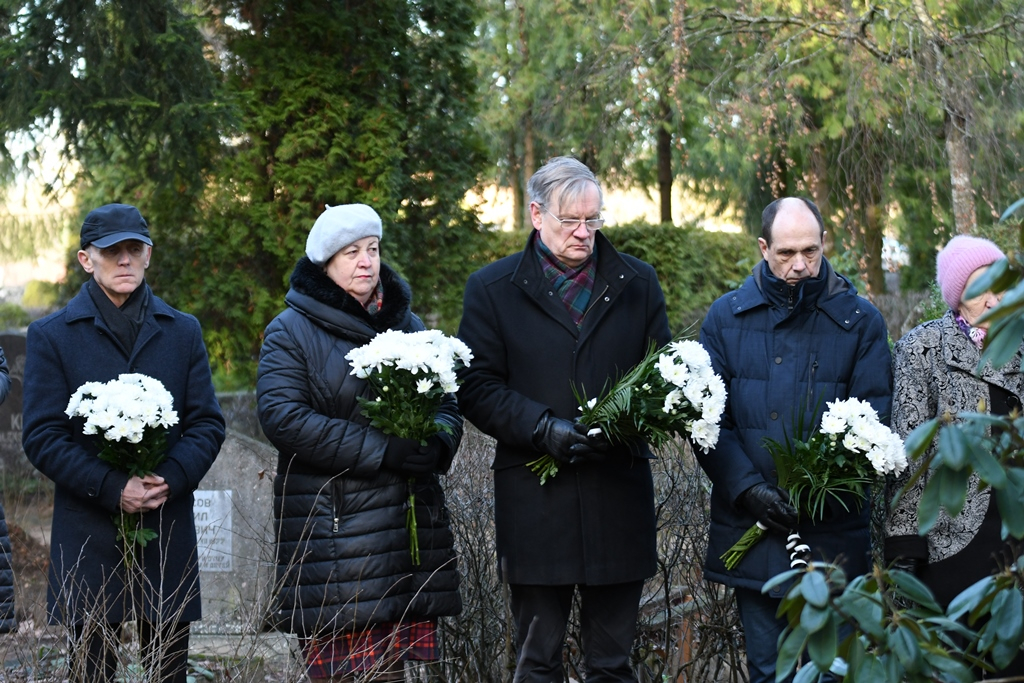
[79,204,154,249]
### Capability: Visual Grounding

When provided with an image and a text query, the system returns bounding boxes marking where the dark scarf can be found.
[87,278,150,355]
[534,234,596,328]
[289,257,411,333]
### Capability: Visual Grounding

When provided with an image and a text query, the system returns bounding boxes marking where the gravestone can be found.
[0,333,34,485]
[191,430,295,676]
[193,430,278,635]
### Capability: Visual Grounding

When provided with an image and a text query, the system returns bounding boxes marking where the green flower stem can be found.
[526,455,560,485]
[406,478,420,566]
[720,522,768,570]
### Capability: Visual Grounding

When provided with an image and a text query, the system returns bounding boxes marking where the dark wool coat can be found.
[697,259,892,595]
[257,258,462,637]
[22,283,225,624]
[456,231,671,586]
[0,501,14,634]
[885,311,1024,565]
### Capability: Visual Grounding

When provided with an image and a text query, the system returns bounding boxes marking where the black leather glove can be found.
[383,436,440,475]
[741,483,798,534]
[571,419,612,463]
[533,415,596,464]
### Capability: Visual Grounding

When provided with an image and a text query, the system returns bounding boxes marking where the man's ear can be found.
[77,249,94,274]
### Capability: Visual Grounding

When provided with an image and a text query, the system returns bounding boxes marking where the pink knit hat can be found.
[936,235,1005,311]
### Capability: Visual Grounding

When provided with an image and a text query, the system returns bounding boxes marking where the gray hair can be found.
[526,156,604,212]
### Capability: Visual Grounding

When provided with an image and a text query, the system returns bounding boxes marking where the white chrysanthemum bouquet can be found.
[65,373,179,561]
[529,338,727,483]
[721,397,906,570]
[346,329,473,442]
[345,329,473,562]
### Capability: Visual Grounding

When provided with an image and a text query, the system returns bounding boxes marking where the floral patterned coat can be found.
[885,310,1024,564]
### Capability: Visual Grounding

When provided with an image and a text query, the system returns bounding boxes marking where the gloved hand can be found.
[571,419,612,463]
[383,436,441,475]
[533,415,598,464]
[741,483,798,534]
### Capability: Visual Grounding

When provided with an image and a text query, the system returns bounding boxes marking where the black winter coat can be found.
[457,231,671,585]
[257,258,462,636]
[0,501,14,633]
[22,284,225,624]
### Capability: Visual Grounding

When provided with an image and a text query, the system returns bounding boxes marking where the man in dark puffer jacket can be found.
[697,197,891,683]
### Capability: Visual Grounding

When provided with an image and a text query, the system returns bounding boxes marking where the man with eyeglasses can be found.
[457,156,670,682]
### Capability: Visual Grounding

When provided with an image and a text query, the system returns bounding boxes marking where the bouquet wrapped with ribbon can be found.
[65,373,178,567]
[721,397,907,570]
[528,338,727,483]
[345,329,473,563]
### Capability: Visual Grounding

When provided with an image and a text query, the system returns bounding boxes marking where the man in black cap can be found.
[22,203,225,682]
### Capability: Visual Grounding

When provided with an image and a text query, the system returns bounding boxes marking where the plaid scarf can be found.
[364,279,385,316]
[534,235,596,328]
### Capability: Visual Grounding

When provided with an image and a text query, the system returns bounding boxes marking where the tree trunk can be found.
[509,136,524,232]
[912,0,976,234]
[864,201,886,295]
[945,112,977,234]
[657,100,673,224]
[522,110,535,230]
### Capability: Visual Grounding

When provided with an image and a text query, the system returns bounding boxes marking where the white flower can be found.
[416,378,433,394]
[662,389,683,414]
[690,418,720,452]
[819,413,847,435]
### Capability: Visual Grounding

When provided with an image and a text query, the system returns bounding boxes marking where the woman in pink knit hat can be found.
[884,235,1024,675]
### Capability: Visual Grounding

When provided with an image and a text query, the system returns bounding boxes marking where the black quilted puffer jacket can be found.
[257,258,462,636]
[0,501,15,634]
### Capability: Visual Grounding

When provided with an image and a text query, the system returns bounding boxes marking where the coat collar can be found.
[728,258,870,331]
[510,230,637,334]
[939,309,1024,389]
[285,257,415,341]
[64,281,175,358]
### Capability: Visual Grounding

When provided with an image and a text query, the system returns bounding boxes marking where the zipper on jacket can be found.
[807,355,818,407]
[332,480,342,533]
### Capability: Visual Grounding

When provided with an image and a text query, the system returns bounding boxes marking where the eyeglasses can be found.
[541,206,605,232]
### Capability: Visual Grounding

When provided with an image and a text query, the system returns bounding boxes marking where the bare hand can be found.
[120,474,169,513]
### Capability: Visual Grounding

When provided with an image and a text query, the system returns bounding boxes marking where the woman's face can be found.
[959,265,1002,328]
[325,236,380,305]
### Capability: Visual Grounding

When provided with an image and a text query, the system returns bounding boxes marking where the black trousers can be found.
[69,619,190,683]
[509,581,644,683]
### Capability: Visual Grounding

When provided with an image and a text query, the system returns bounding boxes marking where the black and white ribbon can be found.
[787,532,811,568]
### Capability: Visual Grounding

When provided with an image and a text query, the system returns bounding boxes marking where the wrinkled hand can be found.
[533,415,597,464]
[121,474,169,514]
[383,436,442,475]
[741,483,798,534]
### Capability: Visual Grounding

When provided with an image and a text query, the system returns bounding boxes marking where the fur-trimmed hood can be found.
[284,256,416,342]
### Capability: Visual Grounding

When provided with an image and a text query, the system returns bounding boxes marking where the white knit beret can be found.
[305,204,383,266]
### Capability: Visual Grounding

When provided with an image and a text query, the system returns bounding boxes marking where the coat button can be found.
[770,412,778,420]
[844,319,850,324]
[855,309,861,314]
[774,357,782,364]
[619,274,624,279]
[548,291,554,296]
[604,296,610,302]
